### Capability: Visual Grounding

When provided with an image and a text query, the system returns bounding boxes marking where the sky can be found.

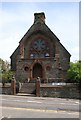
[0,2,79,62]
[79,2,81,60]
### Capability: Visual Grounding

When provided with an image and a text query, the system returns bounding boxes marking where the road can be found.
[0,94,80,119]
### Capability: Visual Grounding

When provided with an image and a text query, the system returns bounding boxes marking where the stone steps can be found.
[17,93,36,97]
[19,83,36,94]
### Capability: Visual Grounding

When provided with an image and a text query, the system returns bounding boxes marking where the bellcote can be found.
[34,12,45,24]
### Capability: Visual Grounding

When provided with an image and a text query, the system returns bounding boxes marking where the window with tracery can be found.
[30,39,50,58]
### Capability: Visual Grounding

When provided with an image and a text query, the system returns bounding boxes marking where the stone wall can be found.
[15,31,70,82]
[0,82,80,100]
[0,83,18,95]
[0,83,11,95]
[16,57,66,82]
[40,83,81,99]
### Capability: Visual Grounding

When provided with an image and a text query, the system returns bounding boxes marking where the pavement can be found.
[16,93,80,102]
[1,93,80,103]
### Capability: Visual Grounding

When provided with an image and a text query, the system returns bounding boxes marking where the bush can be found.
[67,61,81,83]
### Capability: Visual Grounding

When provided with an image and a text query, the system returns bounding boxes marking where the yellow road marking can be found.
[0,106,79,116]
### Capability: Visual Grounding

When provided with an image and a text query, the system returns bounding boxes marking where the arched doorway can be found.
[33,63,43,78]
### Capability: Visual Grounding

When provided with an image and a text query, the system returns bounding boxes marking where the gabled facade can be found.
[10,12,71,83]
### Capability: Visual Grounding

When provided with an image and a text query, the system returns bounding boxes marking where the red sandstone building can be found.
[10,12,71,83]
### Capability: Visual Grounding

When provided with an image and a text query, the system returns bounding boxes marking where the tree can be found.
[0,58,14,85]
[67,61,81,84]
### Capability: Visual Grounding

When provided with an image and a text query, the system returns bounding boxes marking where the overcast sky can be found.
[0,2,79,62]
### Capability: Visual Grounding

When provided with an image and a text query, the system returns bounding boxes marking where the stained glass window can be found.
[34,39,45,51]
[30,39,50,58]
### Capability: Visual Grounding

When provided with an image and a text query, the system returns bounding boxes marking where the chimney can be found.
[34,12,45,24]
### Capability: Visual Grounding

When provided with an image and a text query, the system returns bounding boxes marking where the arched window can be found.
[30,39,50,58]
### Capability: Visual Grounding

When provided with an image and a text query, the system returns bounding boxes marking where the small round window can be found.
[24,66,29,71]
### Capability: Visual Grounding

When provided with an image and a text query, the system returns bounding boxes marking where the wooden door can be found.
[33,63,42,78]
